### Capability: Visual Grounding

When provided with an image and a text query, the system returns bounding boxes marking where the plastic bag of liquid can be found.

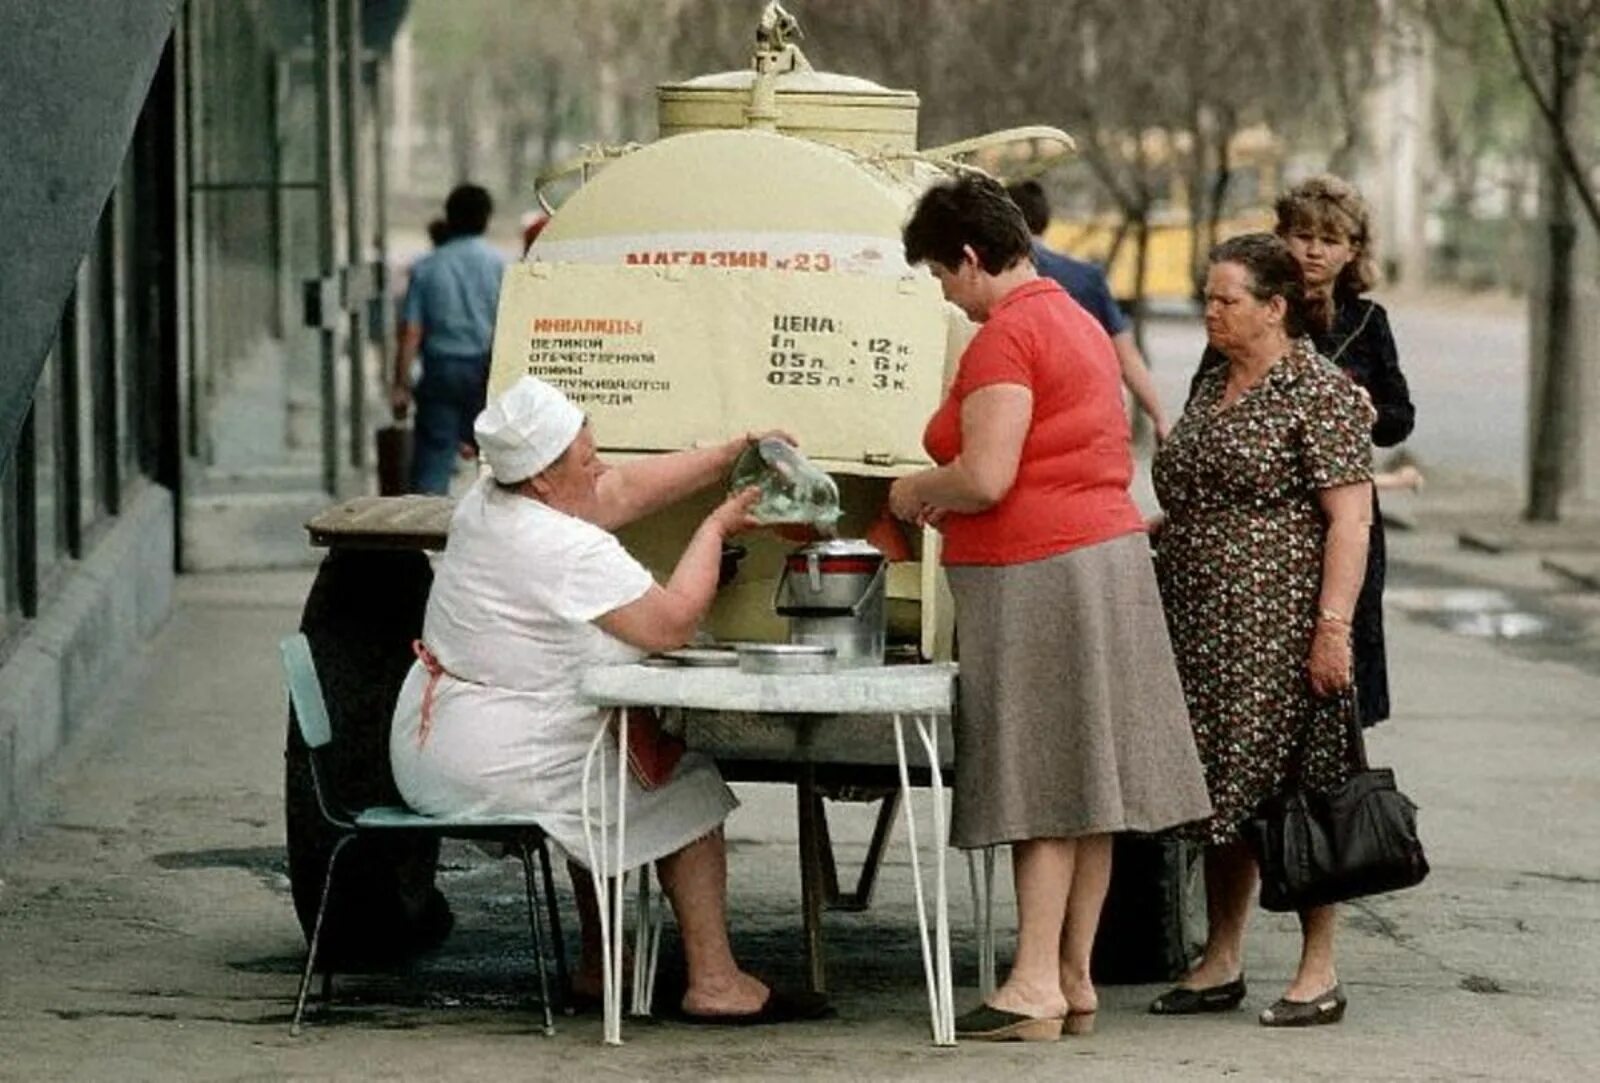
[729,438,841,533]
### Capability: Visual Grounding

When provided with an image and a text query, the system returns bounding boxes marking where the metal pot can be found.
[777,539,885,613]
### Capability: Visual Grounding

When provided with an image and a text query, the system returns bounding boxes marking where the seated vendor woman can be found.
[389,375,828,1024]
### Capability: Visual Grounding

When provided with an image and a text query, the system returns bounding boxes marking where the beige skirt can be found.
[945,532,1212,849]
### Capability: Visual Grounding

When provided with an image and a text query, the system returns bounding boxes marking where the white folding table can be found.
[578,661,960,1046]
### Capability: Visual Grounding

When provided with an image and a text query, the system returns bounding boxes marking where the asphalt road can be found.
[1141,292,1528,485]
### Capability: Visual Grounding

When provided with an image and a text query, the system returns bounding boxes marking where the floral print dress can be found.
[1153,339,1373,845]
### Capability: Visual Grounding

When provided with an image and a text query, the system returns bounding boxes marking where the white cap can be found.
[473,376,585,483]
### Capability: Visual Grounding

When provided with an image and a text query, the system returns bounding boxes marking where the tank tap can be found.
[747,1,810,131]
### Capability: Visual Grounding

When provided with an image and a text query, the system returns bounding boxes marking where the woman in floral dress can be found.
[1149,234,1374,1027]
[1187,175,1415,726]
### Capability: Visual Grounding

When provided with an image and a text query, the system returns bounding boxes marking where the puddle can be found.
[1388,585,1584,643]
[1427,610,1563,640]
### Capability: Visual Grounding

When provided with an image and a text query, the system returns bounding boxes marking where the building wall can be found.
[0,2,405,838]
[0,41,181,837]
[0,486,174,839]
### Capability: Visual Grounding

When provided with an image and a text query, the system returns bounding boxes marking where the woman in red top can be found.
[889,175,1211,1041]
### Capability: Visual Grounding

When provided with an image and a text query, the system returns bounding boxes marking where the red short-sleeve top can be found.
[923,278,1145,566]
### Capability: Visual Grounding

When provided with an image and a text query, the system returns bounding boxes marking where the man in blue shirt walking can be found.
[390,184,506,493]
[1006,181,1170,441]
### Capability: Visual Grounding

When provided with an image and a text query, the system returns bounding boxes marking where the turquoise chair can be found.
[279,633,567,1036]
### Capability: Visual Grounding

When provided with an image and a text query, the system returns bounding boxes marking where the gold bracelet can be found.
[1316,608,1352,628]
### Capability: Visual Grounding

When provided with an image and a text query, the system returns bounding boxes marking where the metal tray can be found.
[658,647,740,667]
[736,642,836,675]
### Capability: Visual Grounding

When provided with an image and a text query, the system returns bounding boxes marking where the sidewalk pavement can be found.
[1,499,1599,1082]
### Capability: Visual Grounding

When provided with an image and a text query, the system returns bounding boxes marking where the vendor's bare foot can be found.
[680,970,769,1017]
[987,977,1068,1020]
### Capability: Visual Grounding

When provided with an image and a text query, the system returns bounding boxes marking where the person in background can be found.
[426,217,451,248]
[391,184,506,494]
[1188,175,1414,726]
[1151,233,1372,1027]
[889,174,1210,1042]
[1005,180,1171,441]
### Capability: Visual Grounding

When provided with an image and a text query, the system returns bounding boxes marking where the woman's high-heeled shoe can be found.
[954,1004,1066,1042]
[1064,1009,1097,1036]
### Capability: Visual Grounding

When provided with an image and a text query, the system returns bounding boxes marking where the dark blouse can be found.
[1184,292,1415,725]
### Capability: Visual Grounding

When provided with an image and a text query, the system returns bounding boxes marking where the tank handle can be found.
[532,142,644,215]
[911,125,1077,178]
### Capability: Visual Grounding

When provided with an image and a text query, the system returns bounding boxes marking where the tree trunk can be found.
[1129,210,1154,445]
[447,89,474,183]
[1201,119,1236,301]
[538,69,565,174]
[1526,22,1579,522]
[504,117,531,208]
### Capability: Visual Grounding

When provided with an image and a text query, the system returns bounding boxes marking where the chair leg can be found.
[519,841,557,1037]
[292,834,354,1036]
[534,836,570,1013]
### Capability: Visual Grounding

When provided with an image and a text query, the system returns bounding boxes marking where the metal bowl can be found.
[736,642,836,675]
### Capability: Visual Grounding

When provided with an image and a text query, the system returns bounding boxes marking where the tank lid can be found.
[661,68,915,100]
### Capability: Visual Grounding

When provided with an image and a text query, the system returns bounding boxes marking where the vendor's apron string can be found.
[412,639,447,747]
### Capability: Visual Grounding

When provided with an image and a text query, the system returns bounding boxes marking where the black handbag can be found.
[376,423,413,496]
[1245,694,1428,912]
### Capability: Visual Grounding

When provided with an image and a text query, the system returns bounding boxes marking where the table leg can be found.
[967,848,999,996]
[580,713,620,1045]
[632,865,651,1017]
[982,847,997,996]
[824,791,900,912]
[612,707,629,1034]
[796,763,828,994]
[914,714,955,1044]
[894,714,953,1046]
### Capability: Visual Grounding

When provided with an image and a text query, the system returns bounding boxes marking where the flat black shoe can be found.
[1259,984,1346,1027]
[676,988,833,1026]
[1149,976,1247,1015]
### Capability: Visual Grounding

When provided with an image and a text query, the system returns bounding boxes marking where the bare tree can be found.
[1488,0,1600,520]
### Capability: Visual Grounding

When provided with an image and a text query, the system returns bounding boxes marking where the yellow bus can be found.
[1041,125,1281,305]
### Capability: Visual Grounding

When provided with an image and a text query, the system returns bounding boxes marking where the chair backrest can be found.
[280,633,334,750]
[280,633,358,829]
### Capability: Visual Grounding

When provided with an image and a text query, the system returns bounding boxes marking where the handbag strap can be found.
[1341,688,1371,772]
[1287,687,1370,781]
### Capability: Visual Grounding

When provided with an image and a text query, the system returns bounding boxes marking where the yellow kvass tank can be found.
[490,3,1071,658]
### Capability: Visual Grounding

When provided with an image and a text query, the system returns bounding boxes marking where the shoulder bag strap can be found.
[1326,300,1376,368]
[1342,687,1371,771]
